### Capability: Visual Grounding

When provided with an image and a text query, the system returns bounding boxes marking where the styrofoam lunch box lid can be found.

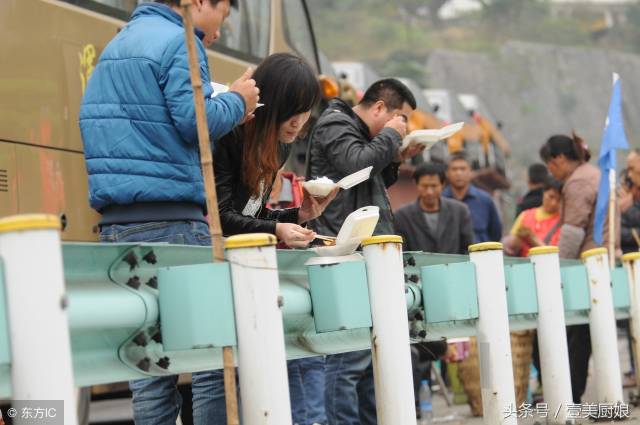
[336,166,373,189]
[210,82,229,97]
[303,166,373,197]
[309,206,379,258]
[401,121,464,150]
[210,82,263,108]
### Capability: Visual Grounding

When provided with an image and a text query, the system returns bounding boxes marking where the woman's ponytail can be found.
[571,131,590,163]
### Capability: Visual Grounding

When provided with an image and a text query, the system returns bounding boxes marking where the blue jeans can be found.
[324,350,377,425]
[288,356,327,425]
[100,221,227,425]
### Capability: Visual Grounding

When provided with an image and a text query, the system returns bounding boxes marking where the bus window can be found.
[61,0,139,20]
[217,2,244,52]
[63,0,270,62]
[282,0,318,72]
[215,0,270,61]
[245,0,269,58]
[91,0,139,11]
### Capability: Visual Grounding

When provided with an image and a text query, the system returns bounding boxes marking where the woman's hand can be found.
[516,226,533,243]
[528,234,544,248]
[275,223,316,248]
[517,226,543,247]
[298,187,339,224]
[501,235,521,257]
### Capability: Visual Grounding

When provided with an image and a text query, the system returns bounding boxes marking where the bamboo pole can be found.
[180,1,239,424]
[632,228,640,249]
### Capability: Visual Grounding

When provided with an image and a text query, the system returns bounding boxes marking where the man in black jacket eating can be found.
[306,78,424,424]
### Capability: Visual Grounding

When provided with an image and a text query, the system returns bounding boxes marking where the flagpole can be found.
[609,168,616,268]
[607,71,619,269]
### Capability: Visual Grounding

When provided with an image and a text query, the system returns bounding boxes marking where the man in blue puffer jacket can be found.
[79,1,258,424]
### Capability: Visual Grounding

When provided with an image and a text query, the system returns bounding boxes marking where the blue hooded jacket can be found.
[79,3,245,211]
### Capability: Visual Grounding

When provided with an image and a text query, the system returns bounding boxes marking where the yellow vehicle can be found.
[0,0,335,241]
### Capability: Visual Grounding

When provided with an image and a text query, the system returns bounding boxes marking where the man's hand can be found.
[298,187,339,224]
[229,67,259,121]
[395,143,426,162]
[275,223,315,248]
[618,186,633,213]
[384,115,408,139]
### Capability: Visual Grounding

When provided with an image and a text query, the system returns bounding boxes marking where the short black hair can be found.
[543,176,563,193]
[156,0,238,8]
[359,78,417,111]
[448,151,470,166]
[528,163,548,185]
[414,162,446,184]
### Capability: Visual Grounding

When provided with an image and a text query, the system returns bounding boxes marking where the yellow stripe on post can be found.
[528,246,560,256]
[0,214,60,234]
[224,233,277,250]
[361,235,403,247]
[622,252,640,262]
[580,247,608,260]
[468,241,503,253]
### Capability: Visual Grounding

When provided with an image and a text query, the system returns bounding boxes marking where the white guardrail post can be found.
[0,215,78,425]
[581,247,623,404]
[468,242,517,425]
[622,252,640,395]
[225,233,292,425]
[362,235,417,425]
[528,246,573,424]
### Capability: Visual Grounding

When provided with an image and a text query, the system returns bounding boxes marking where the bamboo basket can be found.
[457,331,534,416]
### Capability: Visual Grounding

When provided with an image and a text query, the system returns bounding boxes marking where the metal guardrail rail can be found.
[0,243,631,397]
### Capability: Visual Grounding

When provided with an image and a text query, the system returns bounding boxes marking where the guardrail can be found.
[0,214,636,424]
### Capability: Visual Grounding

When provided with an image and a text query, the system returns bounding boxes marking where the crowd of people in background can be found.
[78,0,639,423]
[268,116,639,421]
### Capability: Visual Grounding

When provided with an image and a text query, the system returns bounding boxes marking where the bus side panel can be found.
[15,145,99,241]
[1,0,124,152]
[1,0,319,241]
[207,51,253,86]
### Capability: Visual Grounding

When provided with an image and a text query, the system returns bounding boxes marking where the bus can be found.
[0,0,337,241]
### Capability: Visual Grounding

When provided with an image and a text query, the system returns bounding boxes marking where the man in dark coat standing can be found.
[394,162,473,255]
[306,79,423,237]
[306,78,424,425]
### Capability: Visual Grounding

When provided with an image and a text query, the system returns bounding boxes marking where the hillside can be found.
[307,0,640,175]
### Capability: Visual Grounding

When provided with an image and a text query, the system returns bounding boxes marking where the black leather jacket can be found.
[214,128,298,236]
[305,98,401,237]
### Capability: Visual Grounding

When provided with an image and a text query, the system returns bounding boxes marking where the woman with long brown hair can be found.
[214,52,336,425]
[215,53,336,248]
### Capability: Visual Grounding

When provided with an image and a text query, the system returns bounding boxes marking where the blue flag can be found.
[594,73,628,245]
